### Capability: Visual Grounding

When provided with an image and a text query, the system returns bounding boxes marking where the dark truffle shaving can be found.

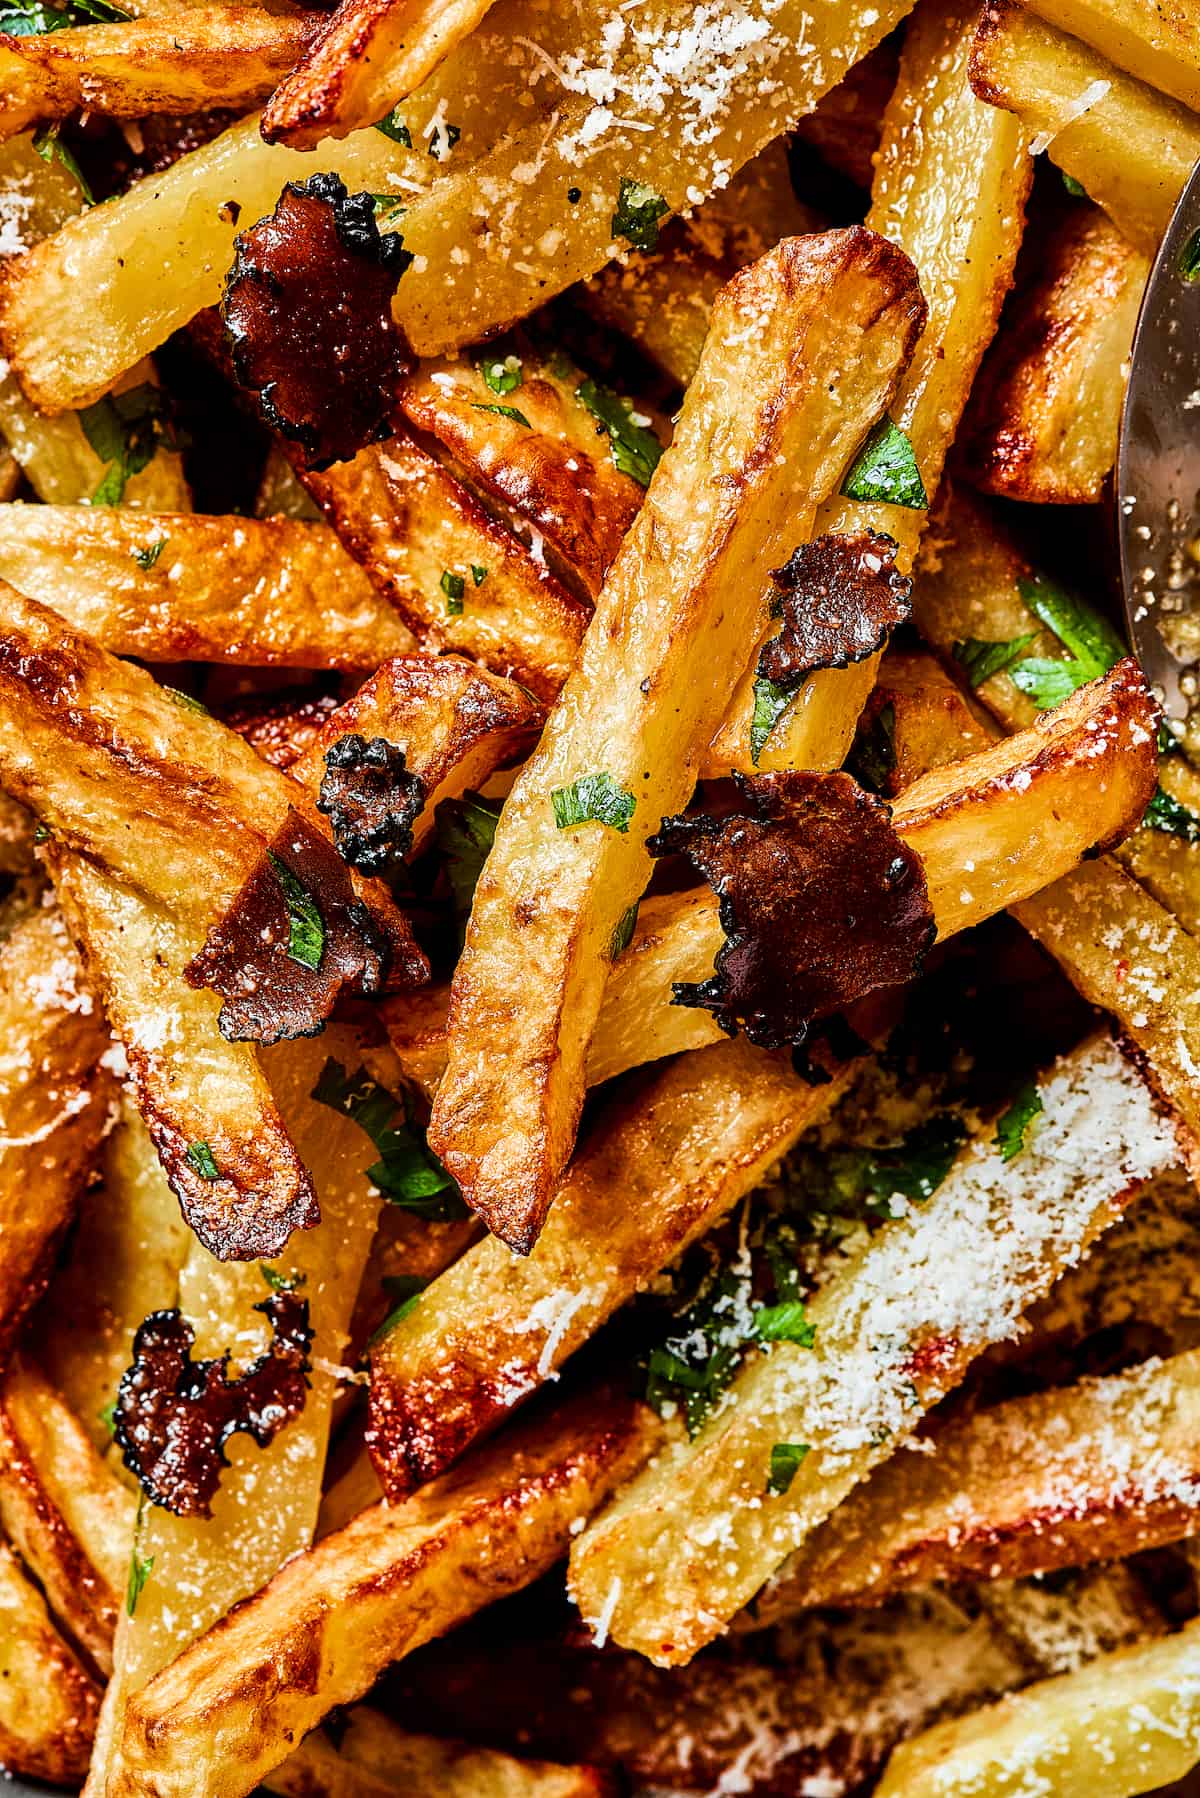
[757,531,911,691]
[318,734,425,875]
[185,806,389,1044]
[649,771,935,1051]
[222,172,414,469]
[113,1293,312,1517]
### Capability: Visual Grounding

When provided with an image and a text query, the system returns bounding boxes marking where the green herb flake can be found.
[374,109,412,146]
[1142,783,1200,843]
[574,377,663,487]
[312,1059,468,1220]
[471,563,488,586]
[259,1264,306,1293]
[185,1140,219,1181]
[864,1112,966,1208]
[427,122,460,158]
[126,1496,153,1617]
[551,771,636,833]
[32,121,93,206]
[369,1274,427,1345]
[766,1441,810,1496]
[749,674,795,765]
[952,633,1037,689]
[1008,575,1125,710]
[132,537,167,571]
[994,1080,1043,1162]
[1061,171,1086,197]
[841,416,928,511]
[753,1300,816,1348]
[80,383,174,505]
[369,192,406,226]
[479,354,523,396]
[610,901,639,960]
[440,569,466,615]
[33,821,50,843]
[1179,226,1200,283]
[267,853,324,971]
[847,701,896,795]
[1,0,129,32]
[434,790,501,944]
[612,176,669,252]
[163,685,210,715]
[99,1398,116,1438]
[473,402,531,427]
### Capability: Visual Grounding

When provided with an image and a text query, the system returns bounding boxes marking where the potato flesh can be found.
[0,1536,100,1786]
[1024,0,1200,113]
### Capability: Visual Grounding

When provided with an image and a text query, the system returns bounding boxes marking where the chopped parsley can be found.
[767,1441,810,1496]
[1,0,128,30]
[749,674,794,765]
[440,569,465,615]
[369,193,406,226]
[373,109,412,146]
[610,901,639,959]
[185,1140,219,1181]
[33,822,50,843]
[259,1264,305,1293]
[1061,171,1086,198]
[126,1496,153,1617]
[753,1300,816,1347]
[312,1059,467,1219]
[1008,575,1124,709]
[434,790,501,944]
[369,1273,427,1345]
[471,563,488,586]
[786,1111,966,1223]
[551,771,636,833]
[1179,227,1200,283]
[267,854,324,971]
[99,1397,116,1438]
[473,401,532,427]
[841,417,928,511]
[612,176,669,252]
[952,633,1037,689]
[479,354,523,396]
[163,685,210,715]
[575,377,663,487]
[79,384,174,505]
[131,538,167,571]
[32,122,93,207]
[994,1081,1043,1162]
[847,700,896,795]
[1142,783,1200,842]
[427,122,460,158]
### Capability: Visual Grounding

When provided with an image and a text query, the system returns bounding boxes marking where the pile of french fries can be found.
[1,0,1200,1793]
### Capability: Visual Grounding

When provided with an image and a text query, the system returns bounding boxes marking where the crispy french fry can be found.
[262,0,499,150]
[0,506,415,668]
[1116,748,1200,939]
[0,1356,134,1674]
[0,903,113,1353]
[291,654,540,855]
[1023,0,1200,113]
[568,1033,1182,1665]
[875,1614,1200,1798]
[270,1707,616,1798]
[0,1534,100,1785]
[368,1037,849,1500]
[963,202,1149,504]
[255,442,320,520]
[109,1387,661,1798]
[430,229,926,1252]
[753,1349,1200,1622]
[0,8,321,139]
[711,0,1031,777]
[970,1,1200,255]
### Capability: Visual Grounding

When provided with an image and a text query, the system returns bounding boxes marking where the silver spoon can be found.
[1118,158,1200,754]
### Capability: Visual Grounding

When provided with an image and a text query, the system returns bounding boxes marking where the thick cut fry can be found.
[291,653,540,856]
[110,1388,660,1798]
[970,2,1200,255]
[0,1357,134,1674]
[568,1034,1182,1665]
[430,230,926,1252]
[0,8,321,139]
[0,506,415,668]
[300,434,588,703]
[875,1615,1200,1798]
[270,1707,615,1798]
[0,1535,100,1785]
[0,903,112,1353]
[368,1037,849,1500]
[754,1349,1200,1623]
[964,202,1148,504]
[262,0,499,150]
[1024,0,1200,113]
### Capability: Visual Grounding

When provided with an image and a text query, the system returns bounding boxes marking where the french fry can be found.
[963,202,1149,504]
[300,433,589,703]
[109,1387,661,1798]
[290,654,540,856]
[430,230,927,1252]
[255,442,320,521]
[0,902,113,1353]
[972,1563,1167,1678]
[0,8,321,139]
[752,1348,1200,1623]
[0,1534,100,1785]
[711,0,1032,777]
[875,1614,1200,1798]
[1023,0,1200,113]
[568,1033,1183,1665]
[368,1037,850,1500]
[0,1356,134,1674]
[269,1707,616,1798]
[0,505,415,668]
[970,1,1200,255]
[1117,747,1200,939]
[262,0,499,150]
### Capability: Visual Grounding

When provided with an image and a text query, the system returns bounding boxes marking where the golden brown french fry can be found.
[970,1,1200,255]
[568,1033,1183,1665]
[0,7,321,138]
[1024,0,1200,113]
[0,505,415,668]
[0,902,113,1353]
[291,654,540,856]
[963,202,1149,504]
[711,0,1032,776]
[270,1707,616,1798]
[875,1614,1200,1798]
[1121,750,1200,938]
[753,1348,1200,1623]
[0,1356,134,1674]
[430,229,926,1252]
[110,1387,661,1798]
[0,1534,100,1785]
[368,1037,849,1500]
[262,0,498,149]
[255,442,319,520]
